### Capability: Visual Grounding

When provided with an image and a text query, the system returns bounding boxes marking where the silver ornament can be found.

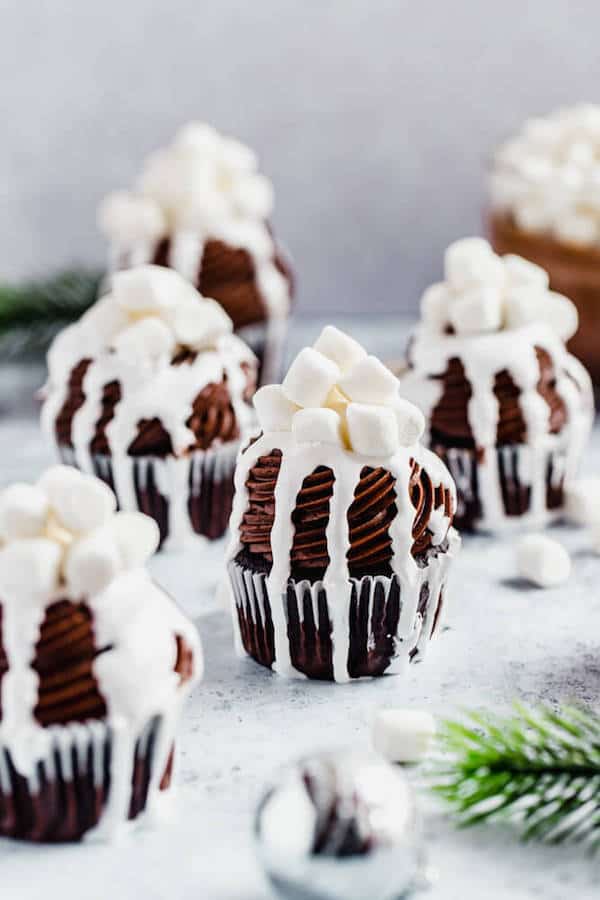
[255,750,425,900]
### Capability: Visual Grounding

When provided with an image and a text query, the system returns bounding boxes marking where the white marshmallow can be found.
[171,297,232,349]
[282,348,340,408]
[503,254,549,290]
[253,384,299,431]
[545,291,579,341]
[172,121,220,156]
[392,398,425,446]
[554,212,599,246]
[113,265,196,315]
[0,484,49,541]
[503,286,543,331]
[346,403,398,457]
[563,478,600,526]
[444,238,505,290]
[292,408,343,446]
[111,317,176,361]
[448,284,503,335]
[514,201,555,233]
[313,326,367,374]
[40,467,116,534]
[78,295,129,346]
[516,534,571,588]
[97,191,166,243]
[372,709,436,763]
[233,172,274,219]
[420,282,451,331]
[338,355,399,405]
[0,538,62,598]
[65,529,123,598]
[220,137,258,174]
[110,512,160,568]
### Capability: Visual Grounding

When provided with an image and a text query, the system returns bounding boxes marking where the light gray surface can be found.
[1,317,600,899]
[2,0,600,314]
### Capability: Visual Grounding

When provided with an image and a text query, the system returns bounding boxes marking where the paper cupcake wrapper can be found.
[238,317,288,387]
[58,442,239,549]
[0,717,171,843]
[229,538,457,682]
[436,440,570,533]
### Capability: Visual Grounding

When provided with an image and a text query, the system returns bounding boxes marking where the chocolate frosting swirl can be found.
[427,347,567,449]
[238,449,453,581]
[151,237,294,330]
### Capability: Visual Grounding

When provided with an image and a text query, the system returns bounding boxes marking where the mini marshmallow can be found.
[372,708,436,764]
[420,282,451,331]
[253,384,299,431]
[503,254,549,290]
[346,403,398,457]
[171,297,232,349]
[392,398,425,446]
[219,137,258,174]
[448,284,503,335]
[40,467,116,534]
[232,172,274,219]
[564,478,600,526]
[554,212,599,246]
[338,355,399,405]
[282,348,340,408]
[78,296,129,345]
[292,408,343,446]
[172,121,220,156]
[0,538,62,598]
[503,286,543,331]
[113,265,196,315]
[516,534,571,588]
[111,317,176,361]
[0,484,49,541]
[313,325,367,374]
[545,291,579,341]
[110,512,160,568]
[97,191,166,243]
[65,529,123,598]
[444,238,506,291]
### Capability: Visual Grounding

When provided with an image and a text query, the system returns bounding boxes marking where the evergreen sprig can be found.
[0,268,103,358]
[431,704,600,849]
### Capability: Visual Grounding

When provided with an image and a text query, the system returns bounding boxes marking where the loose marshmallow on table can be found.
[40,466,116,534]
[0,484,49,541]
[254,384,299,432]
[564,478,600,525]
[313,325,367,374]
[516,534,571,588]
[338,355,399,405]
[372,708,437,764]
[346,404,399,457]
[292,408,343,446]
[282,347,340,408]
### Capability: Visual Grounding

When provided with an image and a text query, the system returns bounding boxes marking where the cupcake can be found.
[0,465,201,842]
[226,327,460,683]
[41,264,257,548]
[400,238,593,533]
[98,122,294,386]
[488,104,600,386]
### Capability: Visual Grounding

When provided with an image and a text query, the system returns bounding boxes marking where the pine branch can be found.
[0,268,103,358]
[431,704,600,849]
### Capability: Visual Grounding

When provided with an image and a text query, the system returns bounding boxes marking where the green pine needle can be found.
[0,268,103,358]
[431,704,600,850]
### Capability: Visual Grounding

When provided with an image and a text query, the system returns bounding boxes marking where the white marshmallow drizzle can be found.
[98,122,292,375]
[401,239,593,531]
[0,466,201,839]
[226,327,459,683]
[42,266,256,547]
[490,104,600,246]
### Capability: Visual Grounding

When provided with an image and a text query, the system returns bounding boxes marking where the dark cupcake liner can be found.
[434,441,569,533]
[237,318,288,387]
[0,717,173,843]
[58,442,239,548]
[229,538,457,682]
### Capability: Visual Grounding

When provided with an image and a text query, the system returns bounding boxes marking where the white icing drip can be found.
[402,321,593,531]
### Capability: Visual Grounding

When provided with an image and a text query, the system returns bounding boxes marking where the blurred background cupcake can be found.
[41,265,257,548]
[488,104,600,389]
[0,465,201,842]
[226,326,460,683]
[98,122,294,387]
[400,238,593,532]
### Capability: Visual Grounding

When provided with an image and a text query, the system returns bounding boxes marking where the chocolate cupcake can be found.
[98,122,293,386]
[0,465,201,842]
[487,104,600,386]
[400,238,593,533]
[226,327,460,683]
[42,265,257,548]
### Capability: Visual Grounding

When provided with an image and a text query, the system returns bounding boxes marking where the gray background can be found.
[1,0,598,315]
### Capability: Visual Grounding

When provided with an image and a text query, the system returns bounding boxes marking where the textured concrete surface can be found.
[0,318,599,898]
